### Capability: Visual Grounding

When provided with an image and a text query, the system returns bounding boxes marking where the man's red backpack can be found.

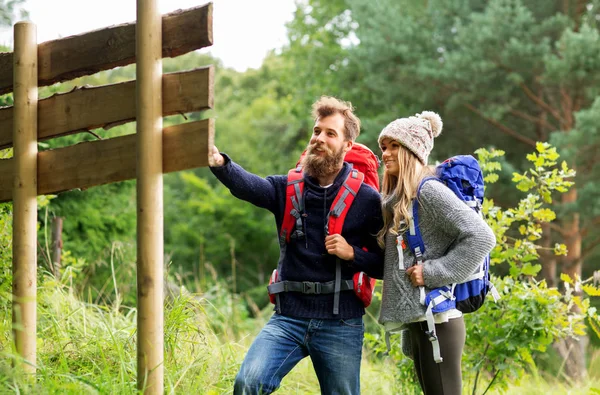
[267,143,380,314]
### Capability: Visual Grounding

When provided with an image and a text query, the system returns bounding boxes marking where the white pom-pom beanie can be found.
[378,111,443,164]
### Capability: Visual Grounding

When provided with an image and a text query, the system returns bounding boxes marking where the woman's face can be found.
[380,138,401,177]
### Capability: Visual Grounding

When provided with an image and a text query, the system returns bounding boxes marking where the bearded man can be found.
[209,96,383,395]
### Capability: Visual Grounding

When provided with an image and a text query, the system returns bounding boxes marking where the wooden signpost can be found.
[2,1,214,393]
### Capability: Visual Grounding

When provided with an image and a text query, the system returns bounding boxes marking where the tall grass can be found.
[1,276,243,394]
[1,273,599,394]
[0,276,399,394]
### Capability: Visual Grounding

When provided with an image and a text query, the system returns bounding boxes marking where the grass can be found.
[1,276,599,394]
[1,277,242,394]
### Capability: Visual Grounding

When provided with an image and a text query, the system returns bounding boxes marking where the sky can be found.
[0,0,297,72]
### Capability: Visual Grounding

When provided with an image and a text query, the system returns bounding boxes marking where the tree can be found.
[342,0,600,379]
[0,0,27,28]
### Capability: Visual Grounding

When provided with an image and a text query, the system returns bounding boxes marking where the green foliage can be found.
[464,276,587,393]
[165,170,278,294]
[47,183,136,261]
[281,0,355,109]
[0,202,11,312]
[0,0,27,28]
[0,276,242,393]
[478,144,575,278]
[469,145,598,392]
[364,329,422,394]
[212,71,305,174]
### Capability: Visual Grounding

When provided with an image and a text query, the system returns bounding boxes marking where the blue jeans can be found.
[234,314,364,395]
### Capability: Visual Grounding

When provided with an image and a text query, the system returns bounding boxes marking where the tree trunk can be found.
[51,217,63,278]
[556,187,587,381]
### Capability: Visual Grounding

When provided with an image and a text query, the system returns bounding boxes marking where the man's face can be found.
[302,113,353,179]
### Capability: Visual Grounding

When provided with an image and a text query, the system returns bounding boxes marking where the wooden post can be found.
[51,217,63,277]
[12,21,38,373]
[136,0,164,393]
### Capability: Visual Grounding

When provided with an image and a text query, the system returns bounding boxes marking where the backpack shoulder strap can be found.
[406,176,440,257]
[326,169,364,315]
[327,169,364,235]
[280,166,305,244]
[416,176,443,199]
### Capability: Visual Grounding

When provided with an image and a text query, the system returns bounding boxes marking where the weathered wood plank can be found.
[0,119,214,203]
[0,66,213,149]
[0,3,213,95]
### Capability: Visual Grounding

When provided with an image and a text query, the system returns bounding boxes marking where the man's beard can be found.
[301,142,345,180]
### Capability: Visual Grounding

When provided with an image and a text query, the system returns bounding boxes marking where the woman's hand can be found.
[325,234,355,261]
[406,264,424,287]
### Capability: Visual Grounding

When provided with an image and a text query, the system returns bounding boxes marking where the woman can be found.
[377,111,496,394]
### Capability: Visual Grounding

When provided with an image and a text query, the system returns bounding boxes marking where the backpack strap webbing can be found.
[267,279,354,295]
[326,169,364,235]
[327,169,363,314]
[272,168,365,315]
[407,180,442,362]
[279,166,305,244]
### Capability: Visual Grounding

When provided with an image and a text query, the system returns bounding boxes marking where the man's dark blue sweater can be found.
[210,154,384,320]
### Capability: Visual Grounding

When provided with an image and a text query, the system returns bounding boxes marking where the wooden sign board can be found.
[0,119,213,202]
[0,4,215,201]
[0,4,213,95]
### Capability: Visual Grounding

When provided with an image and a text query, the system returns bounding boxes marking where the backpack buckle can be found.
[425,330,438,342]
[303,281,321,294]
[291,230,304,239]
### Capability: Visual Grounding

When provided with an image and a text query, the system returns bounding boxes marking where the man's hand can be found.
[208,145,225,167]
[406,264,424,287]
[325,234,354,261]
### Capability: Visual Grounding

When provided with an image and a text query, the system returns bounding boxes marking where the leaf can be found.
[484,174,499,183]
[521,254,538,263]
[532,208,556,222]
[560,273,574,285]
[554,244,568,256]
[535,156,545,168]
[512,173,524,182]
[546,150,560,161]
[521,263,541,276]
[582,284,600,297]
[547,289,562,297]
[536,142,546,153]
[509,265,521,278]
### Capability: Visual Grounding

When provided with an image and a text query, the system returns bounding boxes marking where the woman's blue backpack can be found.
[406,155,500,363]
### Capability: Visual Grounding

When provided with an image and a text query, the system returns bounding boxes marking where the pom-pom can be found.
[418,111,443,137]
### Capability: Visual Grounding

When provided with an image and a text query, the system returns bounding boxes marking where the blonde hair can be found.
[377,145,435,248]
[312,96,361,141]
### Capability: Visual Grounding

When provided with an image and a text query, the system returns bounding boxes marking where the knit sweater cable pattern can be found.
[378,180,496,325]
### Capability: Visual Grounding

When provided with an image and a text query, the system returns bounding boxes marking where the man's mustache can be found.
[307,143,333,156]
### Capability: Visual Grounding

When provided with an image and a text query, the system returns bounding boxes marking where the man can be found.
[209,96,383,395]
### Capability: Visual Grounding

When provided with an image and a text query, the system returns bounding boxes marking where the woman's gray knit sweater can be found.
[378,179,496,325]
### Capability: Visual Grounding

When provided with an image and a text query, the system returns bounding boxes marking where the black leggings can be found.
[407,316,466,395]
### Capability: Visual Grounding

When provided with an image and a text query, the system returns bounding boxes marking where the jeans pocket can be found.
[339,317,364,329]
